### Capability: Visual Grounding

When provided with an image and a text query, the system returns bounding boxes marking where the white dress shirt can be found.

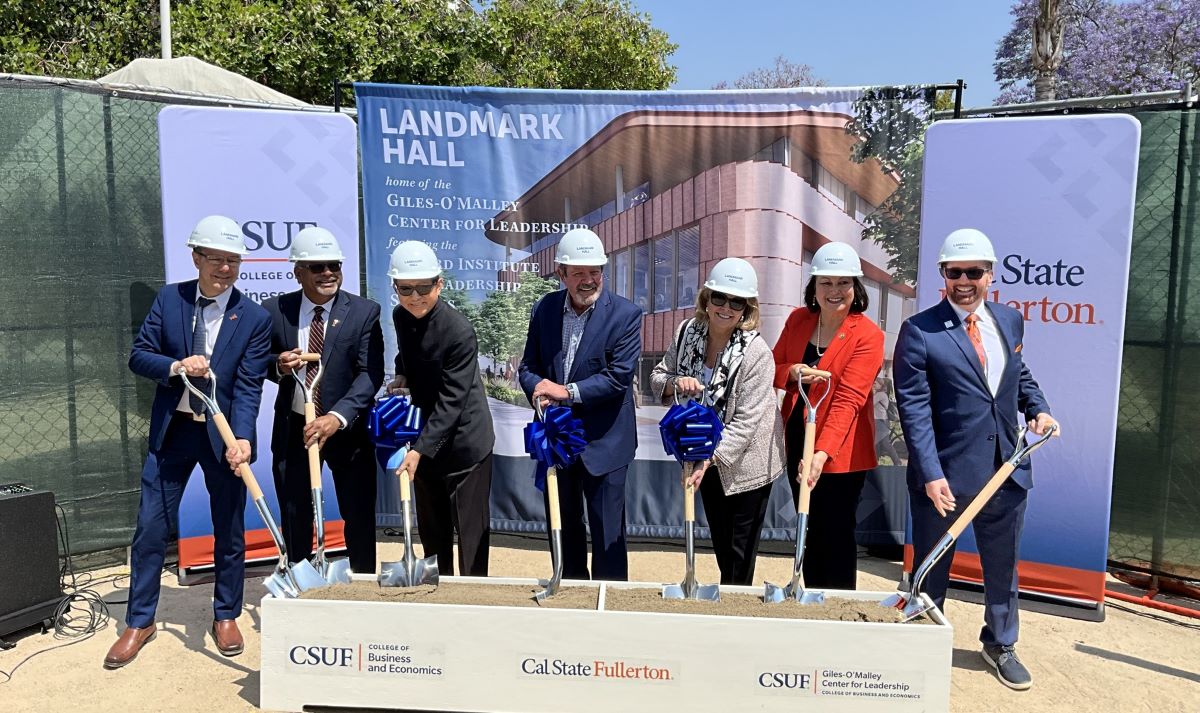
[950,301,1007,397]
[290,294,347,427]
[176,287,232,415]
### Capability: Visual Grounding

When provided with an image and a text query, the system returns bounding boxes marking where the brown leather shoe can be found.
[211,619,244,657]
[103,624,157,669]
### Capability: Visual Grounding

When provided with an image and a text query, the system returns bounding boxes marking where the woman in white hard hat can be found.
[650,258,785,585]
[772,242,884,590]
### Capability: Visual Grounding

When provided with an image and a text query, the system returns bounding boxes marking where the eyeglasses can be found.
[303,262,342,274]
[196,250,242,267]
[940,266,990,280]
[708,291,747,311]
[394,281,439,297]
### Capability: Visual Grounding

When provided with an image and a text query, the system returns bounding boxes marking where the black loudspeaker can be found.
[0,485,63,638]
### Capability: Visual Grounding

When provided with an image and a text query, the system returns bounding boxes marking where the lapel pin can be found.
[332,319,340,327]
[229,314,238,321]
[838,333,846,340]
[943,320,954,328]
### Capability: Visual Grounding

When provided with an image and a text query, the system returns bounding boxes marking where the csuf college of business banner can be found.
[353,83,928,540]
[157,106,360,578]
[915,115,1140,608]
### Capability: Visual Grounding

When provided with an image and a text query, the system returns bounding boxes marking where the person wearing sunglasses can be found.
[650,258,785,585]
[110,215,271,669]
[894,228,1059,691]
[262,227,384,576]
[386,240,495,577]
[772,241,885,591]
[518,227,642,581]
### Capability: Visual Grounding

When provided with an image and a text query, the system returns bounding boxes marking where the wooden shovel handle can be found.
[399,468,411,503]
[798,366,832,380]
[797,421,816,515]
[298,353,321,362]
[947,462,1017,539]
[545,466,561,530]
[684,465,695,523]
[304,402,322,489]
[211,412,264,500]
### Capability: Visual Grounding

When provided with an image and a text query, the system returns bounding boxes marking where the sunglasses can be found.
[303,261,342,274]
[709,291,748,311]
[394,281,439,297]
[941,266,990,280]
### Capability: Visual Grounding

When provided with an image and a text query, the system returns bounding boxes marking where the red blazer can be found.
[772,309,884,473]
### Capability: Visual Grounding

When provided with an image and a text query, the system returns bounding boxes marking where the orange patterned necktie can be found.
[964,313,987,370]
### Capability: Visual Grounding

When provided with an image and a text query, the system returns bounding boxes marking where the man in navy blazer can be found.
[895,228,1060,691]
[107,215,271,669]
[519,228,641,581]
[263,227,384,574]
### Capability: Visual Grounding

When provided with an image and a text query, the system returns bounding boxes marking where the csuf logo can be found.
[289,645,354,667]
[241,220,319,252]
[758,672,813,690]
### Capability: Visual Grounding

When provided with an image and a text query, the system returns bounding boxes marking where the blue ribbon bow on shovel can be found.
[523,405,587,491]
[369,395,424,471]
[658,399,724,463]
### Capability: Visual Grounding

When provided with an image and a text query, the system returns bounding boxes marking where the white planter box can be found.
[261,575,951,712]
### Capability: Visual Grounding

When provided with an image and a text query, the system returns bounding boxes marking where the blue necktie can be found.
[190,297,216,415]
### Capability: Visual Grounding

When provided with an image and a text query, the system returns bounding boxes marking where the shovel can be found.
[765,366,831,605]
[178,367,326,598]
[292,353,351,585]
[663,465,720,601]
[882,424,1059,621]
[378,447,440,588]
[533,463,565,602]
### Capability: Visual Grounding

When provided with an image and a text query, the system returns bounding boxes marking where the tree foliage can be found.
[0,0,678,103]
[995,0,1200,103]
[712,55,825,90]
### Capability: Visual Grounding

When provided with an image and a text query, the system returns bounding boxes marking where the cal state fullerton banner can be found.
[158,106,361,578]
[915,115,1140,607]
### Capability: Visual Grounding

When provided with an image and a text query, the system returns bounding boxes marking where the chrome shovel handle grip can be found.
[177,366,220,415]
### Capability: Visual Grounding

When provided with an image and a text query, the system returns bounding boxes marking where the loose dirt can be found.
[298,580,599,610]
[603,588,907,622]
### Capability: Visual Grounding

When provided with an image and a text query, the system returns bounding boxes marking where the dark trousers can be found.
[127,416,246,628]
[910,480,1028,647]
[413,453,492,577]
[786,408,868,589]
[272,413,377,573]
[698,466,772,585]
[546,462,628,581]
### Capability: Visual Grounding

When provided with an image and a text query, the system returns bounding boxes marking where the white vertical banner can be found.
[916,115,1140,606]
[157,106,360,575]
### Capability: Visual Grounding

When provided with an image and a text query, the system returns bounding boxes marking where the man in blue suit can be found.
[106,215,271,669]
[519,228,642,581]
[264,227,384,574]
[895,228,1060,691]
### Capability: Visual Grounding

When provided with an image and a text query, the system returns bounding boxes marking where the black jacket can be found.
[393,300,495,471]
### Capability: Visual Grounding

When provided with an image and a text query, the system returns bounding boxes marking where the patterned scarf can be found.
[674,318,757,420]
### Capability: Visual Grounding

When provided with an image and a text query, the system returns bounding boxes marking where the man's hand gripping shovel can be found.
[178,367,326,598]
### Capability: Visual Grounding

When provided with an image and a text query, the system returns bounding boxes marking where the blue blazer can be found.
[262,289,385,454]
[129,280,272,462]
[894,299,1051,494]
[519,289,642,475]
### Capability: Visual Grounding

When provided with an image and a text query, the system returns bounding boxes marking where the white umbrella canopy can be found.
[99,56,308,107]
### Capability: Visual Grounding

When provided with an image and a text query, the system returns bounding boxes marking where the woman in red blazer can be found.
[772,242,884,590]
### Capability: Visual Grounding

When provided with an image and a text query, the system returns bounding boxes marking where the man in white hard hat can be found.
[518,227,642,581]
[109,215,272,669]
[387,240,495,576]
[894,227,1060,691]
[263,227,384,574]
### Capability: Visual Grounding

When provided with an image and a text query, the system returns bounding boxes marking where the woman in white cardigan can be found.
[650,258,785,585]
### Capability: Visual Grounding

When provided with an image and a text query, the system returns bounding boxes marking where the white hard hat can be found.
[938,228,997,264]
[388,241,441,280]
[290,226,345,262]
[703,257,759,298]
[186,215,247,255]
[554,228,608,266]
[810,242,864,277]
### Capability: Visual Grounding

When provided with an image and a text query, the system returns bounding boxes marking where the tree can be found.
[475,290,521,367]
[0,0,679,103]
[995,0,1200,104]
[712,56,825,90]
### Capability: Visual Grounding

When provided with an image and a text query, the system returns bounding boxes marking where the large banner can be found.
[916,115,1140,606]
[354,84,926,541]
[158,106,360,577]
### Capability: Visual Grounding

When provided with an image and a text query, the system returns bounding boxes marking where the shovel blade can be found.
[880,592,934,622]
[763,581,825,605]
[662,582,720,601]
[263,559,326,599]
[378,554,440,588]
[377,558,410,587]
[289,559,329,592]
[320,557,353,585]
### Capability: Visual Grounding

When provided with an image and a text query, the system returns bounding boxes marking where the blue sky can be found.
[634,0,1017,106]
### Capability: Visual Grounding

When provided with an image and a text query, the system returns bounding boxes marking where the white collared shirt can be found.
[288,294,347,427]
[950,301,1007,397]
[176,287,232,415]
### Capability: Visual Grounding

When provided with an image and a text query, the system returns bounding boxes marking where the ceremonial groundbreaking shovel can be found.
[178,368,325,598]
[378,454,440,588]
[533,460,564,603]
[292,353,351,585]
[882,424,1059,622]
[765,366,832,605]
[663,468,720,601]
